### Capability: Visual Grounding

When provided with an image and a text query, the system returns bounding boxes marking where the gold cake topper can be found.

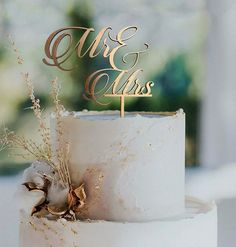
[43,26,154,117]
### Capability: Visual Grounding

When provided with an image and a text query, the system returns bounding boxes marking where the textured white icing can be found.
[51,110,185,221]
[19,197,217,247]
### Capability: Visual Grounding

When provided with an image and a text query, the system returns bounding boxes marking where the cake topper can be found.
[43,26,154,117]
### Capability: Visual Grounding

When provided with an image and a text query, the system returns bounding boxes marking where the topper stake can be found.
[120,95,125,118]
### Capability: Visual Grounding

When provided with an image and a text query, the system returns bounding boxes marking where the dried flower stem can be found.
[9,36,51,160]
[8,35,24,65]
[51,78,71,187]
[23,72,52,158]
[1,38,72,189]
[0,127,10,152]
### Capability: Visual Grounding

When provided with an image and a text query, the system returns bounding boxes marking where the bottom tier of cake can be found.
[19,196,217,247]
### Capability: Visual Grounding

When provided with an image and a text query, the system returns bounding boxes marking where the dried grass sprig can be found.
[1,128,54,168]
[51,78,71,187]
[0,127,11,152]
[9,35,51,158]
[1,38,72,189]
[8,35,24,65]
[22,72,52,160]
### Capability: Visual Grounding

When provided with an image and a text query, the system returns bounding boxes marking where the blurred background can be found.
[0,0,236,246]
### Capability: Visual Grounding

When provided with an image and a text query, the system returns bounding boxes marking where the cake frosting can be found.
[19,109,217,247]
[51,110,185,221]
[19,197,217,247]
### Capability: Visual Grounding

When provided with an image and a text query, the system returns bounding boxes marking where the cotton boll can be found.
[18,160,70,215]
[23,161,54,187]
[32,176,45,187]
[16,185,45,216]
[47,181,69,206]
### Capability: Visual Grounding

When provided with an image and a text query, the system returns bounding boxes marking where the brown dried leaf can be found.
[67,191,77,209]
[67,183,87,211]
[74,184,86,202]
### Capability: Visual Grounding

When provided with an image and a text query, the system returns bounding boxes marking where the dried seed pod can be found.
[47,205,68,216]
[64,210,76,221]
[28,189,46,216]
[31,204,47,217]
[23,182,37,191]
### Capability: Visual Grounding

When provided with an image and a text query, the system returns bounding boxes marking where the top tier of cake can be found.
[51,110,185,222]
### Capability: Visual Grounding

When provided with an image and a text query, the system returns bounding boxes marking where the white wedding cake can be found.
[19,109,217,247]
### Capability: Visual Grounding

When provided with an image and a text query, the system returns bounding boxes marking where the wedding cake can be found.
[3,25,217,247]
[19,109,217,247]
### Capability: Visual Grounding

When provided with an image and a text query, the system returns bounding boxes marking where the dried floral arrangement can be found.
[0,40,86,221]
